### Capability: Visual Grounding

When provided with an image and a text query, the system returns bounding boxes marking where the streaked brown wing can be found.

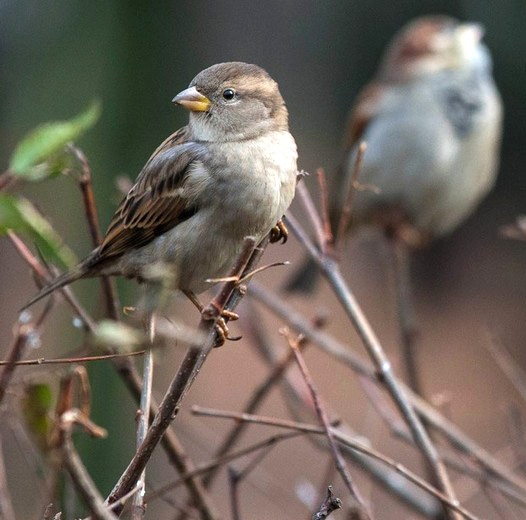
[97,126,201,261]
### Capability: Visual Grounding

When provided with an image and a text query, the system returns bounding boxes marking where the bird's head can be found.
[173,62,288,142]
[379,16,492,83]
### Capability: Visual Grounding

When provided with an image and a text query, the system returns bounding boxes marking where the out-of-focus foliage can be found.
[92,320,145,352]
[9,100,100,180]
[21,383,53,452]
[0,194,77,268]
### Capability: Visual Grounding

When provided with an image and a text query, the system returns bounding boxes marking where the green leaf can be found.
[0,194,77,268]
[21,383,53,452]
[9,100,101,178]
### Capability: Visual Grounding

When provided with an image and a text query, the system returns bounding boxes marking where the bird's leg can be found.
[270,219,288,244]
[183,290,240,347]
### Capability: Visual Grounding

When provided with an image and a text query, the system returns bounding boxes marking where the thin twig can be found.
[283,328,370,518]
[387,236,421,394]
[131,316,155,520]
[316,168,333,249]
[201,311,316,489]
[144,430,305,507]
[335,142,367,251]
[0,322,35,405]
[71,145,120,320]
[250,281,526,502]
[62,432,117,520]
[249,282,526,502]
[191,406,479,520]
[0,442,15,520]
[8,231,95,331]
[12,232,220,520]
[296,182,326,253]
[228,467,242,520]
[483,334,526,404]
[0,351,145,366]
[312,486,342,520]
[285,210,461,520]
[105,236,260,514]
[245,298,443,516]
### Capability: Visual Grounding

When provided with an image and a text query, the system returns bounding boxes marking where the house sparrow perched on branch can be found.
[287,16,502,292]
[24,62,298,325]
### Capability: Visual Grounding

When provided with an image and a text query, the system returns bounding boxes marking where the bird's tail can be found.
[21,263,90,312]
[283,256,321,294]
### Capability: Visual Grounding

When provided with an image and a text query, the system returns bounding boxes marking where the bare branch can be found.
[105,236,264,514]
[0,442,15,520]
[296,182,326,253]
[70,145,120,320]
[192,406,479,520]
[131,317,155,520]
[312,486,342,520]
[250,281,526,503]
[285,210,461,519]
[335,141,367,251]
[0,351,145,366]
[62,430,117,520]
[283,328,370,518]
[11,232,220,520]
[387,236,421,394]
[0,321,36,405]
[316,168,333,248]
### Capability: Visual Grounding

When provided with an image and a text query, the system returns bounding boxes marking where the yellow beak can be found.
[172,86,210,112]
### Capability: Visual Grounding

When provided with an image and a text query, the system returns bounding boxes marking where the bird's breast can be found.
[205,131,297,236]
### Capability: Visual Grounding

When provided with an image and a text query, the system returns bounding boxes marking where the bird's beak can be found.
[172,86,210,112]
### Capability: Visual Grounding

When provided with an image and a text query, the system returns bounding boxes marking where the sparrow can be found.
[23,62,298,330]
[287,16,502,292]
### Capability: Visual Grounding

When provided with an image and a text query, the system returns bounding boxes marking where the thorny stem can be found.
[285,210,462,520]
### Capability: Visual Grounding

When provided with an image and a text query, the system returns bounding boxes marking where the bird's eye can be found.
[222,88,236,101]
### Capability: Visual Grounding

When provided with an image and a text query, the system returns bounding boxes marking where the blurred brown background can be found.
[1,1,526,518]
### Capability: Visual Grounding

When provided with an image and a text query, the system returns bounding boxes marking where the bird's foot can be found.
[270,219,288,244]
[213,314,242,348]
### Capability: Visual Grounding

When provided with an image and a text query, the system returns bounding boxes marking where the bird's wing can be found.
[97,126,203,262]
[329,82,387,230]
[343,82,386,148]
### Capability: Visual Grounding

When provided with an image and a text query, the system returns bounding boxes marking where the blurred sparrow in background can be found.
[24,62,298,335]
[287,15,502,292]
